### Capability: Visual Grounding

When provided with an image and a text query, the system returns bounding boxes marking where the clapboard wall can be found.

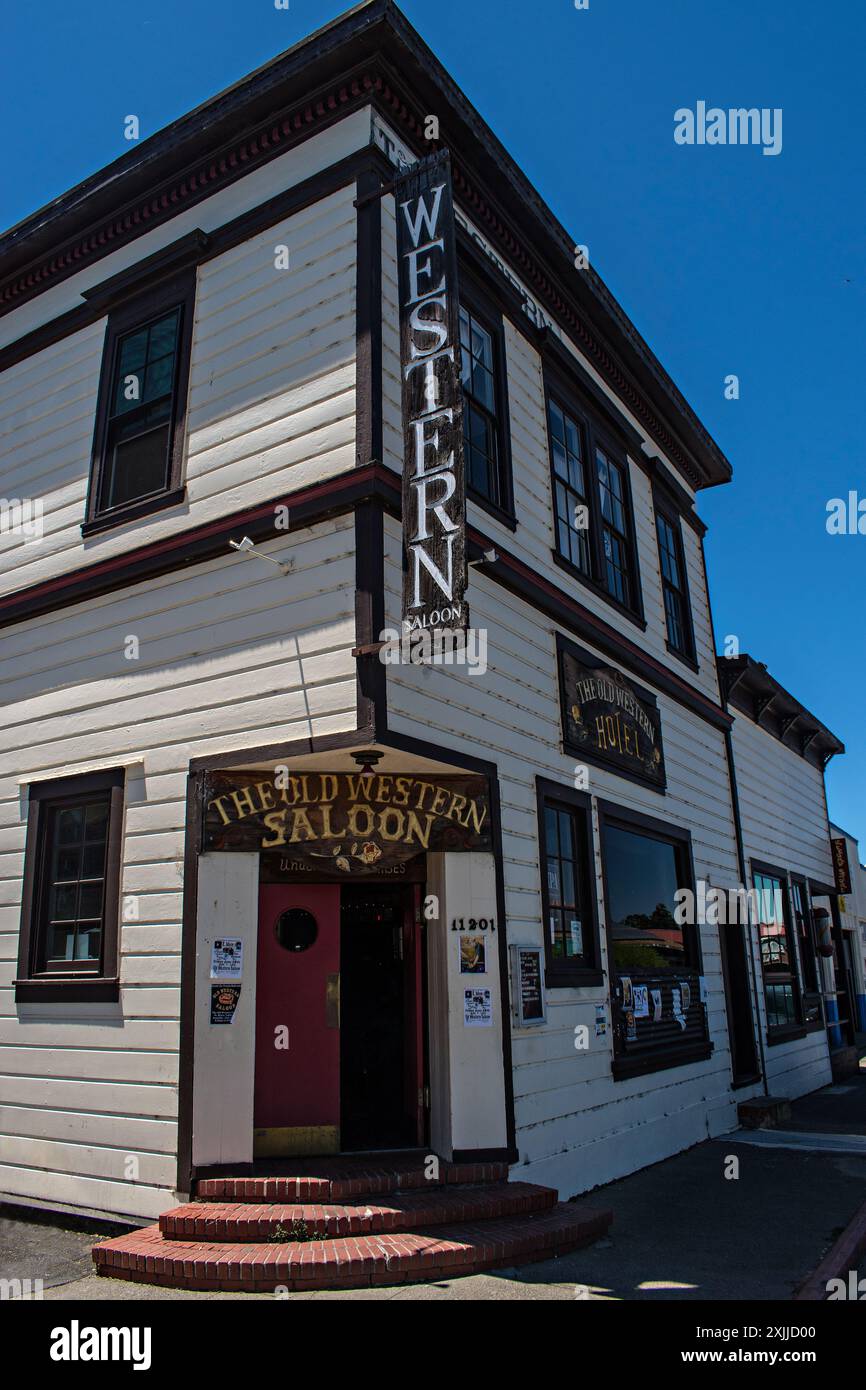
[382,513,744,1197]
[730,711,834,1096]
[0,518,357,1219]
[381,190,719,710]
[0,182,358,598]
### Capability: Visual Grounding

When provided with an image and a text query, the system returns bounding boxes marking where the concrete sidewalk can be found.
[4,1066,866,1301]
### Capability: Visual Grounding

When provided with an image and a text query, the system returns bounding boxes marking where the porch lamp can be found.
[352,750,383,778]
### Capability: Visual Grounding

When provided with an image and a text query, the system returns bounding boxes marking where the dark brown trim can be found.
[354,165,384,469]
[534,777,603,989]
[354,499,386,738]
[14,767,125,1003]
[176,772,203,1195]
[451,1147,516,1165]
[612,1041,713,1080]
[81,230,210,312]
[0,151,381,377]
[0,466,384,631]
[82,267,196,534]
[765,1025,808,1048]
[0,460,732,739]
[721,726,765,1089]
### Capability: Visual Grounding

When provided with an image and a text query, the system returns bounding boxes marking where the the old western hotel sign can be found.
[395,149,468,634]
[558,636,666,789]
[203,771,491,870]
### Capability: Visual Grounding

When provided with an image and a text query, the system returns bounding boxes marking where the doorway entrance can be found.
[253,879,425,1156]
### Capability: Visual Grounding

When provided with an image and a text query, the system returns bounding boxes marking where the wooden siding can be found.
[730,712,833,1098]
[381,192,720,709]
[0,185,358,598]
[383,514,743,1198]
[0,518,357,1219]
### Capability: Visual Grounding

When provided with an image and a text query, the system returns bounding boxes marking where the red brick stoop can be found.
[93,1201,612,1292]
[160,1180,554,1240]
[92,1157,613,1292]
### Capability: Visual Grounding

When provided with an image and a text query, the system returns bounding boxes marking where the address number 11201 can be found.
[451,918,497,931]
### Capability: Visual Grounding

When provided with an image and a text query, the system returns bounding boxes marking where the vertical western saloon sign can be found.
[396,150,468,633]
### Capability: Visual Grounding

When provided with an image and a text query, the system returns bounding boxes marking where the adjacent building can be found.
[0,0,851,1224]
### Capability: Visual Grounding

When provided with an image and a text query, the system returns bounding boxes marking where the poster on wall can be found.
[210,938,243,980]
[464,987,493,1027]
[210,984,241,1025]
[459,936,486,974]
[633,984,649,1019]
[511,945,545,1026]
[395,149,468,637]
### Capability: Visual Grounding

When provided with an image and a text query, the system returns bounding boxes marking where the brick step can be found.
[94,1200,613,1292]
[160,1181,556,1241]
[194,1158,509,1203]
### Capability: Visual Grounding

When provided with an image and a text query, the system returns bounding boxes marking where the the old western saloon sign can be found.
[203,771,491,872]
[395,150,468,634]
[557,635,666,789]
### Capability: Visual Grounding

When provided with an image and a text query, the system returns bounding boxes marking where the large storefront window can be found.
[599,803,710,1079]
[753,867,803,1037]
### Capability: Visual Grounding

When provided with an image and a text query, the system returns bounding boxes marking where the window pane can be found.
[41,795,111,972]
[107,424,171,508]
[543,800,590,968]
[604,824,686,971]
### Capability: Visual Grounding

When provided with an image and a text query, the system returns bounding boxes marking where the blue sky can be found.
[3,0,863,846]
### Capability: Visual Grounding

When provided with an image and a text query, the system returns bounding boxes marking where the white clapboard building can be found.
[0,1,850,1246]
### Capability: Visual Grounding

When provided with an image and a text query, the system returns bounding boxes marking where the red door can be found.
[254,883,341,1155]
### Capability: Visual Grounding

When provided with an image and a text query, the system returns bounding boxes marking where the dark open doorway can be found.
[339,885,425,1152]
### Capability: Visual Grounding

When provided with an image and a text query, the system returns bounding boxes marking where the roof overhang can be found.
[718,654,844,767]
[0,0,732,491]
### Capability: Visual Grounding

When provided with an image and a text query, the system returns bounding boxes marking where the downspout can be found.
[724,726,769,1096]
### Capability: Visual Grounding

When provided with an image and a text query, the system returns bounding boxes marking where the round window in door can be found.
[274,908,318,953]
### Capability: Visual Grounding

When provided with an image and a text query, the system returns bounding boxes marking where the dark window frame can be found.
[457,267,516,531]
[653,494,697,668]
[543,367,645,628]
[83,268,196,537]
[750,859,806,1044]
[15,769,125,1002]
[597,799,711,1079]
[535,779,602,988]
[791,875,823,1032]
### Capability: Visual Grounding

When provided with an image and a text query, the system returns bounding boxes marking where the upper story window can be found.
[457,284,514,526]
[545,387,642,620]
[548,399,591,575]
[15,769,125,1002]
[597,447,632,607]
[655,507,695,661]
[83,270,196,536]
